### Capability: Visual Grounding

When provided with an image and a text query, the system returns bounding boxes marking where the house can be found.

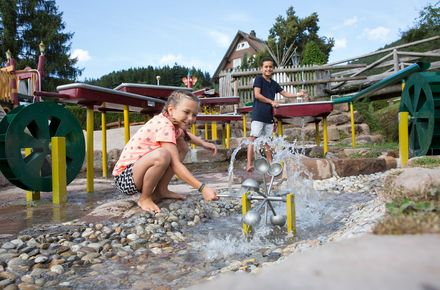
[213,30,267,79]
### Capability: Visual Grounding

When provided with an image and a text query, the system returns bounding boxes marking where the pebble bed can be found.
[0,171,387,289]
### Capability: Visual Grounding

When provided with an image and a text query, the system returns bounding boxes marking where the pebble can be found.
[0,172,389,289]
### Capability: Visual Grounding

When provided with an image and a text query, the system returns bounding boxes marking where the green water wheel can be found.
[400,72,440,157]
[0,102,85,191]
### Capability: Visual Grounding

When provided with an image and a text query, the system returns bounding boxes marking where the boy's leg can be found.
[132,148,171,212]
[154,136,188,199]
[246,136,256,172]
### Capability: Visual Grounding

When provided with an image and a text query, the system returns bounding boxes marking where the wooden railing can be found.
[218,36,440,105]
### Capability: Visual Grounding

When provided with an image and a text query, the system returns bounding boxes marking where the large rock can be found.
[383,167,440,201]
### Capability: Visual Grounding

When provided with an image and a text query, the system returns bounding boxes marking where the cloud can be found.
[159,54,183,65]
[343,16,358,27]
[334,38,347,49]
[225,12,252,23]
[206,29,231,48]
[71,48,91,62]
[363,26,391,41]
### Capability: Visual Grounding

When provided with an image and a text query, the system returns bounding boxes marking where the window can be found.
[232,58,242,68]
[236,41,250,51]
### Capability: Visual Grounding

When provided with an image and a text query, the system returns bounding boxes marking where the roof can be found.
[213,30,267,79]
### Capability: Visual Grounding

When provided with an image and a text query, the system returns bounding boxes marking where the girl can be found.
[113,90,219,212]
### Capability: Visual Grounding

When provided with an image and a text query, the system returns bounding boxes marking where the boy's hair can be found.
[260,56,274,67]
[162,90,199,113]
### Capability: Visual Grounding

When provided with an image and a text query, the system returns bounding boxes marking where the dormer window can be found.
[236,41,250,51]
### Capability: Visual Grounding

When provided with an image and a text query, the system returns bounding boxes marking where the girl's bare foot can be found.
[137,197,161,213]
[154,188,186,200]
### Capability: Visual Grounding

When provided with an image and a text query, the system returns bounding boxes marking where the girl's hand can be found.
[203,141,217,156]
[202,186,219,201]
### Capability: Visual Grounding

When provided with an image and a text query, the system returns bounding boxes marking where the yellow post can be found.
[86,107,94,193]
[52,206,61,223]
[212,122,218,141]
[242,192,252,235]
[242,114,247,137]
[51,137,67,205]
[24,148,40,202]
[191,123,196,149]
[123,105,130,144]
[277,119,283,137]
[315,122,320,146]
[350,102,356,148]
[226,122,231,149]
[101,112,108,178]
[322,117,328,155]
[286,193,296,237]
[399,112,409,167]
[203,106,209,140]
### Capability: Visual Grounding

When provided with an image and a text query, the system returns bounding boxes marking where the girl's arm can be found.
[160,142,218,201]
[186,131,217,155]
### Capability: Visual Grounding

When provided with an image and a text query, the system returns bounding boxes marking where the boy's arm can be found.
[281,89,306,99]
[254,87,279,108]
[186,131,217,155]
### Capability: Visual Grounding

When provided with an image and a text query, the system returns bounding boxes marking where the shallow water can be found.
[57,189,374,290]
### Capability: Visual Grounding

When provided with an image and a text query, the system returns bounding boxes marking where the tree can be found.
[267,6,334,66]
[401,2,439,42]
[0,0,81,91]
[301,40,327,65]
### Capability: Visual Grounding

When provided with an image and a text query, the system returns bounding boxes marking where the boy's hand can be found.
[202,141,217,156]
[271,100,280,108]
[202,186,219,201]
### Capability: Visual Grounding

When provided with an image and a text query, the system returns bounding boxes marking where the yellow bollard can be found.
[350,102,356,148]
[322,117,328,155]
[286,193,296,237]
[277,119,283,137]
[226,122,231,149]
[86,107,94,193]
[242,192,252,235]
[399,112,409,167]
[52,206,62,223]
[315,122,320,146]
[51,137,67,205]
[191,123,196,149]
[123,105,130,144]
[24,148,40,202]
[212,122,218,141]
[101,112,108,178]
[242,114,247,137]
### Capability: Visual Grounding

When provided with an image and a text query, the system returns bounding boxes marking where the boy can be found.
[246,57,306,172]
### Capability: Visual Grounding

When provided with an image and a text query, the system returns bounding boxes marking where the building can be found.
[213,30,267,80]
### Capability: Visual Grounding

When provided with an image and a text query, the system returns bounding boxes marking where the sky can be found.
[56,0,436,81]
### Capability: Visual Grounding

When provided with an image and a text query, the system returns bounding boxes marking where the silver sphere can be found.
[242,210,261,226]
[254,158,270,174]
[270,215,286,226]
[241,178,259,190]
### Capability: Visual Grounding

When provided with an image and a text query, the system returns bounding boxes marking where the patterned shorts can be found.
[114,164,140,195]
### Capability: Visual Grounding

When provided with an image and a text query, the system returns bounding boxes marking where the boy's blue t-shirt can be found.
[252,75,283,123]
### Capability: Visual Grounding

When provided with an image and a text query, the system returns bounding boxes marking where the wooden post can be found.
[52,137,67,204]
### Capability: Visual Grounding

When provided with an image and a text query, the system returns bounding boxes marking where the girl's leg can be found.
[264,143,273,163]
[132,148,171,212]
[154,136,188,199]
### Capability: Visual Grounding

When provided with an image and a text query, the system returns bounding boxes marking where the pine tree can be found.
[0,0,81,91]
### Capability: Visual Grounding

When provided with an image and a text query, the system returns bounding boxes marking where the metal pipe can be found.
[332,62,430,104]
[217,194,285,202]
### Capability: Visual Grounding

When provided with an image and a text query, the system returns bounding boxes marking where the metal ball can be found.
[270,215,286,226]
[242,210,261,226]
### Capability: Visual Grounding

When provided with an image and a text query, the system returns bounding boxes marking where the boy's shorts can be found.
[250,121,274,138]
[114,164,140,195]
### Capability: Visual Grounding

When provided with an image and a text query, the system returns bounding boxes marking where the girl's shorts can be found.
[114,164,140,195]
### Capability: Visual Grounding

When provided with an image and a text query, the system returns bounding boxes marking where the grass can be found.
[409,156,440,168]
[373,168,440,235]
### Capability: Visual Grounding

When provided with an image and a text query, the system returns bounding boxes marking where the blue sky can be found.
[56,0,436,80]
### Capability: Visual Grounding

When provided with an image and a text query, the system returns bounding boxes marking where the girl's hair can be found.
[162,90,199,113]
